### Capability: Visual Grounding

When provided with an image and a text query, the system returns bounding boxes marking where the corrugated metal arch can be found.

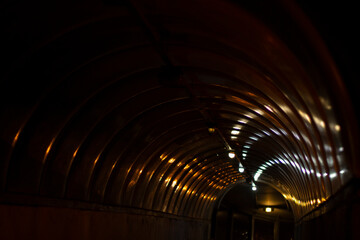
[1,0,358,223]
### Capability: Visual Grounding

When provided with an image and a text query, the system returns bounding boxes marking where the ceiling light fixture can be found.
[251,182,257,191]
[238,163,245,173]
[228,151,235,159]
[264,207,273,213]
[208,127,215,133]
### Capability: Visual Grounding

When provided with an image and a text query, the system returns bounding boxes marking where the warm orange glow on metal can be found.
[72,147,79,158]
[93,155,100,167]
[160,154,167,161]
[1,0,355,224]
[282,193,327,207]
[43,139,55,162]
[12,130,21,147]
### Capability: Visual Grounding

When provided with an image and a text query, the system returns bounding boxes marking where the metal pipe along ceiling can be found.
[1,0,358,222]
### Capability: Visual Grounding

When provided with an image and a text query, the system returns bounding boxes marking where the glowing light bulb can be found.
[265,207,273,212]
[252,182,257,191]
[238,163,245,173]
[228,152,235,159]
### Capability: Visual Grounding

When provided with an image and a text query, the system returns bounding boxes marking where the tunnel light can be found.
[238,163,245,173]
[208,127,215,133]
[251,182,257,191]
[264,207,273,213]
[228,151,235,159]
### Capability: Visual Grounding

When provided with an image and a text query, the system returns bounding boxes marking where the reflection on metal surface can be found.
[160,154,167,161]
[231,129,240,135]
[44,139,55,162]
[12,130,21,147]
[282,193,326,208]
[1,0,357,224]
[168,158,176,164]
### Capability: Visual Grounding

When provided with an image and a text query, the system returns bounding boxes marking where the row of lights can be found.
[210,127,258,192]
[228,150,256,191]
[227,151,245,173]
[227,127,258,191]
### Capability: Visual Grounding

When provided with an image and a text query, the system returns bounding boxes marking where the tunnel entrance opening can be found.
[211,182,294,240]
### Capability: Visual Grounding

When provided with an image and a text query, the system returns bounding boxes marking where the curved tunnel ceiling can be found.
[1,0,359,221]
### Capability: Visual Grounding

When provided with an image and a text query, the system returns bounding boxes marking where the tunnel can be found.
[1,0,359,239]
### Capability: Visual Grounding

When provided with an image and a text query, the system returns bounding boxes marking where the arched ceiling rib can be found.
[1,0,357,221]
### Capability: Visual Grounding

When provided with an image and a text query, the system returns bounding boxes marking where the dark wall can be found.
[295,180,360,240]
[214,210,251,240]
[296,203,360,240]
[0,204,210,240]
